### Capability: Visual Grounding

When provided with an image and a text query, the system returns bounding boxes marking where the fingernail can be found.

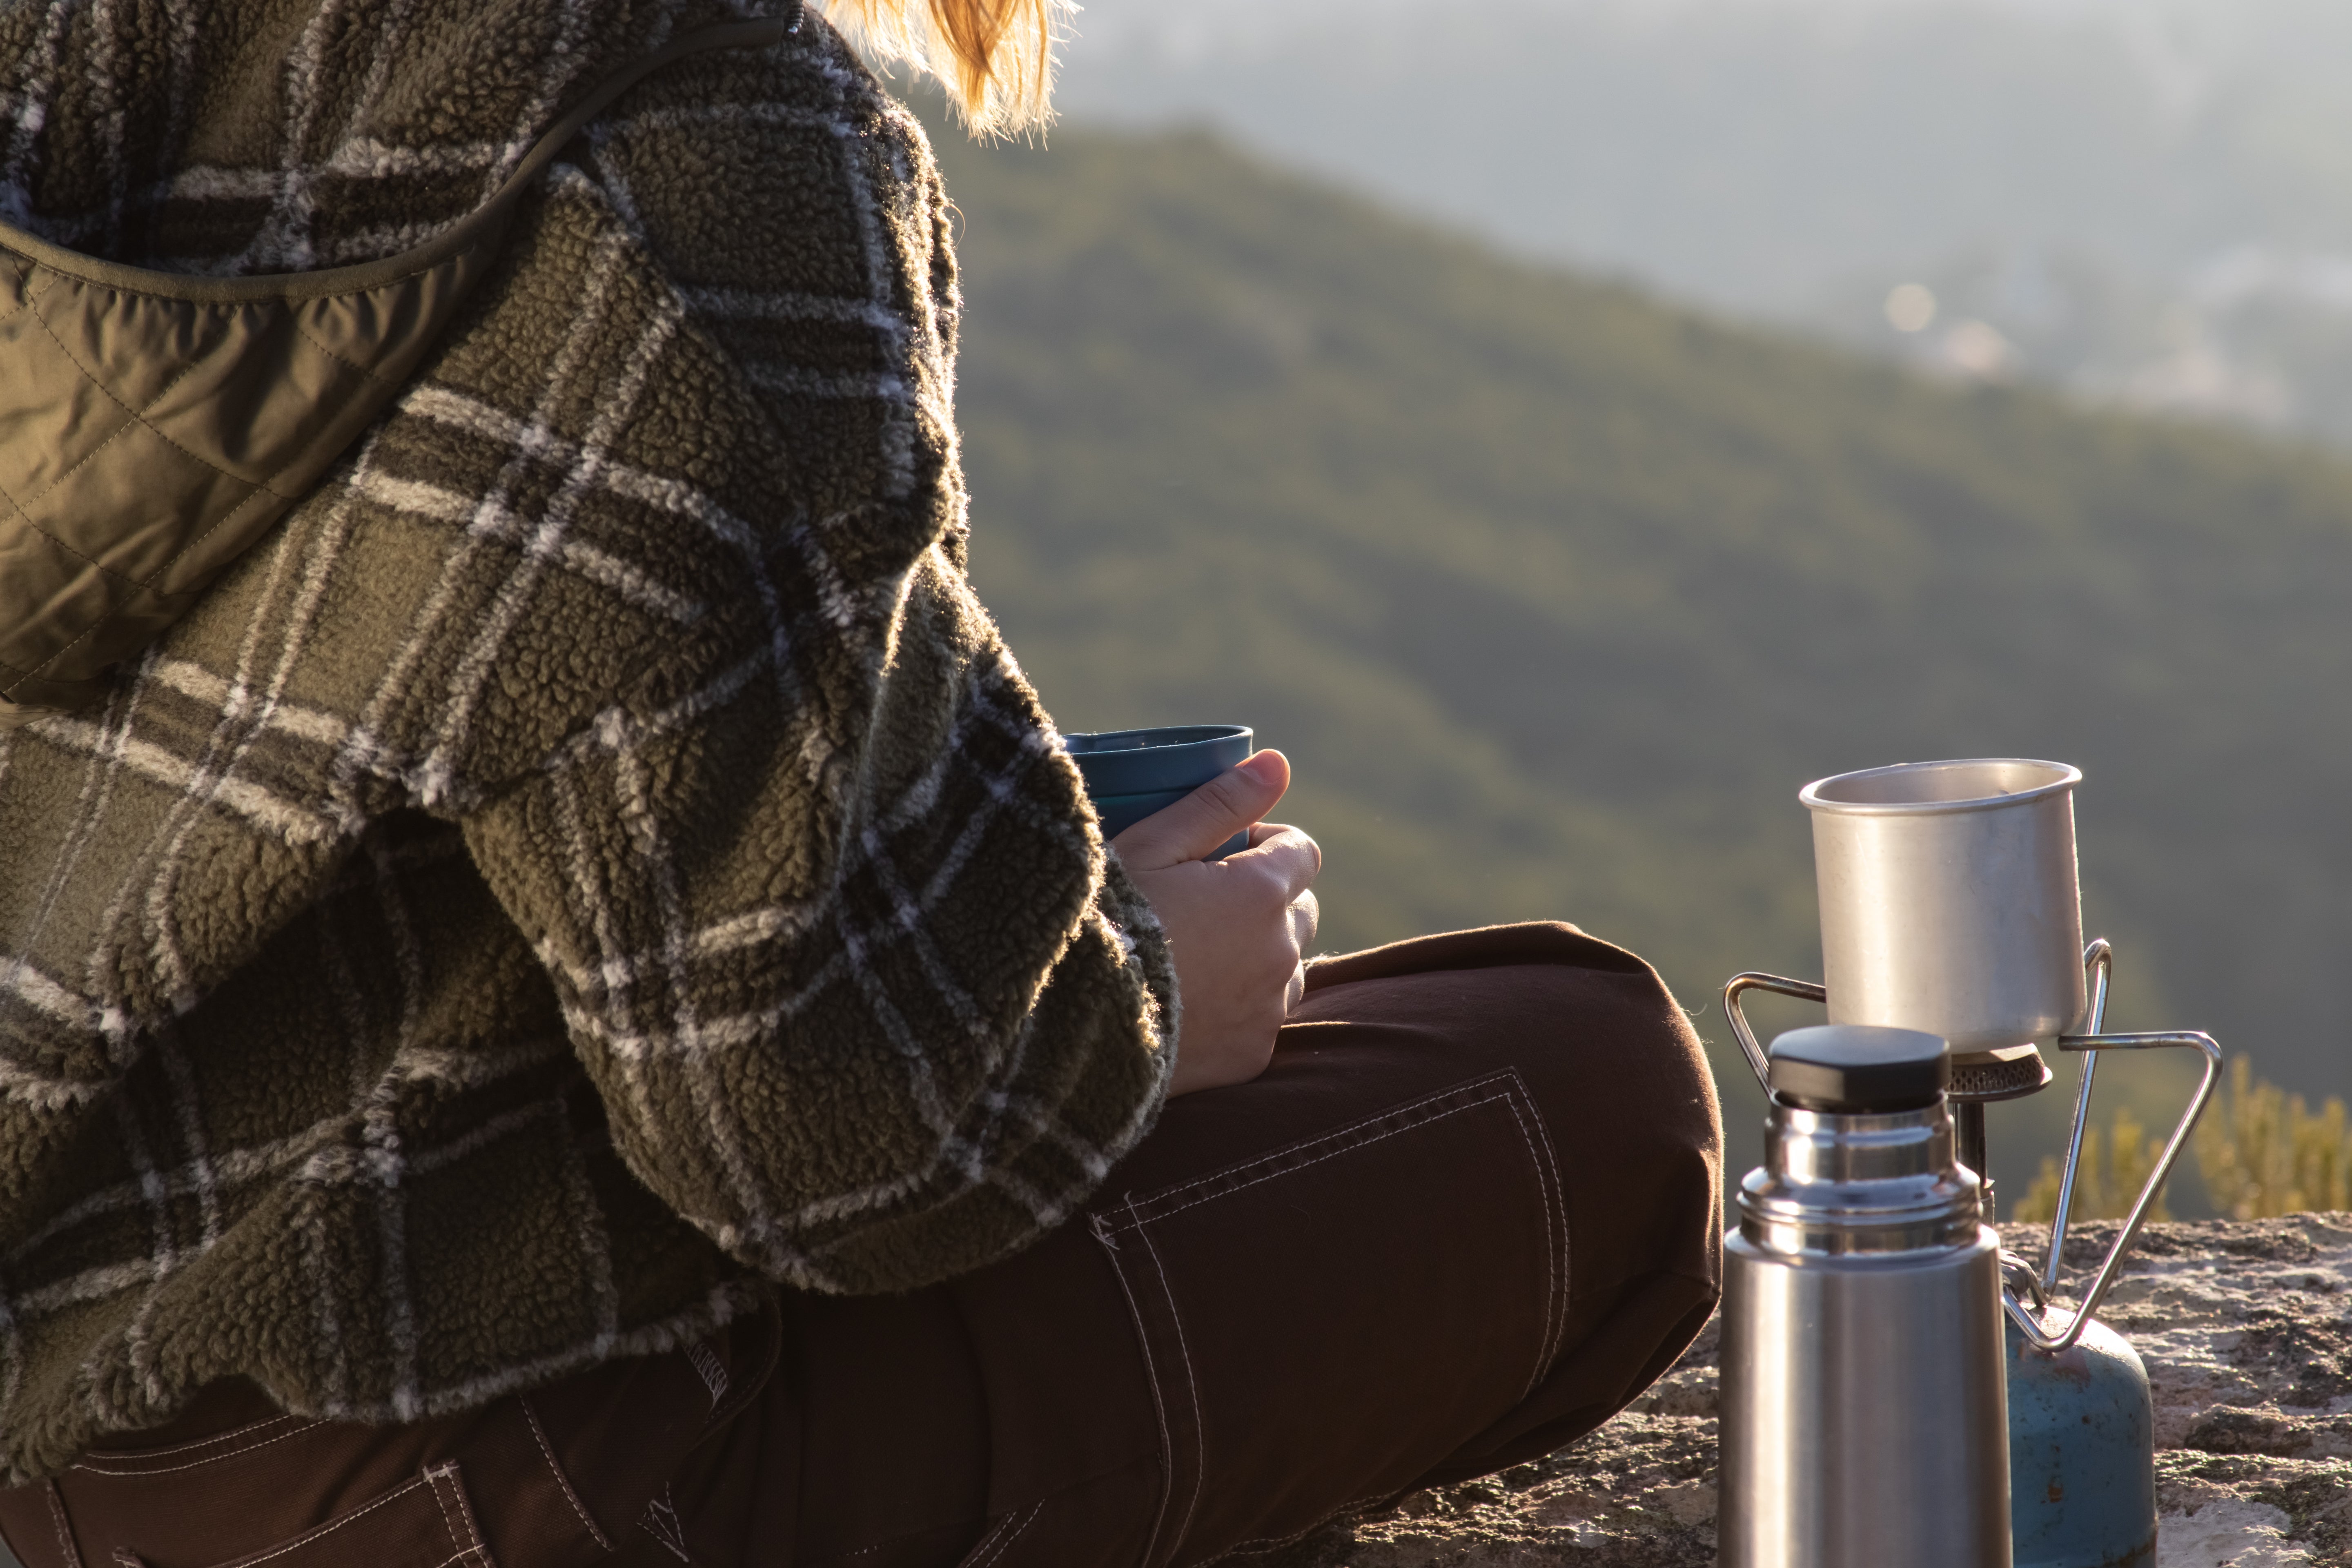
[1238,751,1282,782]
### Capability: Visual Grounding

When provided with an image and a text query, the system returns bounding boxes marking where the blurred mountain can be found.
[929,115,2352,1205]
[1049,0,2352,450]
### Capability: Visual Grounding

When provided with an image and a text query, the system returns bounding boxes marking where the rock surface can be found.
[1261,1215,2352,1566]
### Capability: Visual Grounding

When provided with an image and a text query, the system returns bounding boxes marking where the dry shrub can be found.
[2192,1056,2352,1219]
[2019,1059,2352,1223]
[2015,1104,2169,1224]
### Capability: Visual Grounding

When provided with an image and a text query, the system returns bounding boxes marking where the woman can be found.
[0,0,1720,1563]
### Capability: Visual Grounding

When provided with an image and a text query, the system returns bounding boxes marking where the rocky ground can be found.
[1258,1214,2352,1567]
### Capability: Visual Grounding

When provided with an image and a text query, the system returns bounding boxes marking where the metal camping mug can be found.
[1802,758,2087,1053]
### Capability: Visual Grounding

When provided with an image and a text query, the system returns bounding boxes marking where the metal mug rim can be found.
[1798,757,2082,818]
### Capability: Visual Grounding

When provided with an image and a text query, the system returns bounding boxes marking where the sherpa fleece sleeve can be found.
[462,541,1179,1296]
[453,27,1180,1294]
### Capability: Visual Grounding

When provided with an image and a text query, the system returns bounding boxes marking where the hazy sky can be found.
[1047,0,2352,313]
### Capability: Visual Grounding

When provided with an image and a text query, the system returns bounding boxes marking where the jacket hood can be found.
[0,0,798,726]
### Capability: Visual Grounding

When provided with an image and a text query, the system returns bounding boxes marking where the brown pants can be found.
[0,924,1722,1568]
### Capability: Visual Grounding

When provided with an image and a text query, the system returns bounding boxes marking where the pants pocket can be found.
[191,1461,496,1568]
[1087,1069,1571,1568]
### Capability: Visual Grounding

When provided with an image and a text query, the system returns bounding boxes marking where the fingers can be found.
[1121,770,1323,1092]
[1235,824,1321,905]
[1288,887,1319,956]
[1280,889,1316,1019]
[1111,750,1291,869]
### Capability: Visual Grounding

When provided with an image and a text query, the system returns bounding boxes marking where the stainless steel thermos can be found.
[1721,1024,2014,1568]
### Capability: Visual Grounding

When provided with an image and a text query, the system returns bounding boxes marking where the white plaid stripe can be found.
[129,519,327,1010]
[0,675,145,1041]
[365,826,428,1415]
[310,886,376,1408]
[608,694,807,1266]
[19,718,337,846]
[0,1,75,229]
[13,1120,346,1260]
[357,456,708,626]
[249,0,361,272]
[676,283,910,338]
[488,0,604,200]
[150,660,350,750]
[97,1091,171,1418]
[85,0,125,239]
[151,1025,223,1250]
[399,382,874,636]
[418,206,657,797]
[1,960,99,1031]
[320,136,503,179]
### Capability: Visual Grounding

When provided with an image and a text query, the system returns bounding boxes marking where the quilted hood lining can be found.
[0,15,795,726]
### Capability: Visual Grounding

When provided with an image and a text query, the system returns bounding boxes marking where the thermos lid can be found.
[1768,1025,1950,1114]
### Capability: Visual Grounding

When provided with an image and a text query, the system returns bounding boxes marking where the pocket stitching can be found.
[207,1475,433,1568]
[641,1482,693,1564]
[72,1414,302,1464]
[962,1500,1043,1568]
[520,1393,611,1549]
[1090,1213,1182,1568]
[1491,1080,1570,1394]
[71,1417,321,1477]
[1095,1070,1572,1566]
[950,1513,1012,1568]
[424,1463,490,1565]
[1103,1084,1518,1237]
[45,1479,82,1568]
[1105,1074,1520,1226]
[1131,1221,1206,1563]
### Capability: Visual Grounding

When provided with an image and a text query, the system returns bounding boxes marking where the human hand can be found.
[1113,751,1321,1098]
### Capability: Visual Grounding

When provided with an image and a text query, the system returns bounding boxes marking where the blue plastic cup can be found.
[1065,725,1255,860]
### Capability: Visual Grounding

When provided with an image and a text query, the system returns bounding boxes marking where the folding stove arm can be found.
[2039,938,2114,1296]
[1722,944,2221,1356]
[2006,937,2222,1354]
[1722,972,1828,1091]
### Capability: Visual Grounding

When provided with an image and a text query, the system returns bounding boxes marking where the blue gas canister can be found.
[2007,1309,2157,1568]
[1978,936,2213,1568]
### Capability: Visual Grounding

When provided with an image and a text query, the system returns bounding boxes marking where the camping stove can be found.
[1717,758,2222,1568]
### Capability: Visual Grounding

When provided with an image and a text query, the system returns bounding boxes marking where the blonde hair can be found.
[821,0,1067,135]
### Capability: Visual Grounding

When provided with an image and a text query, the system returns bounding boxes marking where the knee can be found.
[1285,926,1723,1274]
[1494,954,1724,1286]
[1492,951,1723,1167]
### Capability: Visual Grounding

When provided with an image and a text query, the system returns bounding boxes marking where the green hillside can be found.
[927,121,2352,1203]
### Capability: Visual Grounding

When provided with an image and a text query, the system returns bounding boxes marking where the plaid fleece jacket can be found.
[0,0,1177,1482]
